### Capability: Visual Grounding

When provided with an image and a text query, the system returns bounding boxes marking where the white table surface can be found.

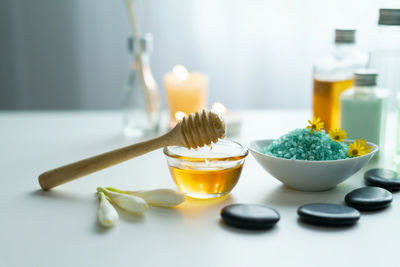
[1,110,399,267]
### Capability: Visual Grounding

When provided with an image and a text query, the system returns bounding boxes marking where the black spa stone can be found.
[220,204,280,230]
[345,186,392,211]
[364,168,400,191]
[297,203,360,226]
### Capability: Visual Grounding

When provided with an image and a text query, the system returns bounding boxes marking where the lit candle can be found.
[174,111,187,121]
[212,102,242,136]
[164,65,208,125]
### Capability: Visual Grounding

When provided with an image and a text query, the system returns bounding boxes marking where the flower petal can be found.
[106,187,185,208]
[97,192,119,227]
[98,187,148,214]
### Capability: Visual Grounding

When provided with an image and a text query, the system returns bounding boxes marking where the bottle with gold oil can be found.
[313,29,367,131]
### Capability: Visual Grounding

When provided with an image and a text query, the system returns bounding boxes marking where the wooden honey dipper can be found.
[38,109,226,190]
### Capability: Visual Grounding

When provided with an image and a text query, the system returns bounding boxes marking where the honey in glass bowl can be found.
[163,140,248,199]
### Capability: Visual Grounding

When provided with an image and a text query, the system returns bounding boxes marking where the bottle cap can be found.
[335,29,356,43]
[354,69,378,86]
[378,9,400,25]
[127,33,154,53]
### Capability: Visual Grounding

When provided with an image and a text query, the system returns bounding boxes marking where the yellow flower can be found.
[348,139,372,157]
[329,128,347,142]
[306,117,324,134]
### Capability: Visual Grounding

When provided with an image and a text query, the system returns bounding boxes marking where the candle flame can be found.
[175,111,187,121]
[173,65,189,81]
[212,102,227,116]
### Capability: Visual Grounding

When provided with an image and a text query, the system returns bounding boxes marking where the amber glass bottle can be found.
[313,29,367,131]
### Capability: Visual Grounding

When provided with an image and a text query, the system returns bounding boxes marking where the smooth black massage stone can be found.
[364,168,400,191]
[220,204,280,230]
[345,186,392,211]
[297,203,360,226]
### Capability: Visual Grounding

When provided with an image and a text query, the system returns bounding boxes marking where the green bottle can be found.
[340,70,388,148]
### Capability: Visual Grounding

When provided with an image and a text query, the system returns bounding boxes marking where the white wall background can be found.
[1,0,397,110]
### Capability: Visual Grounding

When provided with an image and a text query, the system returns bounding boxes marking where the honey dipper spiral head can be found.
[178,109,226,149]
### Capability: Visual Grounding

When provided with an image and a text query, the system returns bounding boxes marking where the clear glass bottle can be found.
[122,34,161,137]
[313,29,368,132]
[368,8,400,111]
[397,93,400,161]
[396,93,400,161]
[340,70,388,147]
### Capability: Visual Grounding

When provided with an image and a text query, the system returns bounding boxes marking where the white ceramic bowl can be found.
[248,139,378,191]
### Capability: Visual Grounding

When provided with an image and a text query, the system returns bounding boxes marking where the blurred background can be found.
[0,0,397,110]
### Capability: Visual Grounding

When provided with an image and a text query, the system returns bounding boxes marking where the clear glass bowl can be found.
[163,139,248,199]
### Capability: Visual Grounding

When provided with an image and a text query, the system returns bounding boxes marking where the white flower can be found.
[97,187,148,214]
[106,187,185,208]
[97,191,119,227]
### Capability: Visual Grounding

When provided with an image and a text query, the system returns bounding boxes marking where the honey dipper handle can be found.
[38,129,182,190]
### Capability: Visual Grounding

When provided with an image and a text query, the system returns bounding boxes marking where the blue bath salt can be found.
[263,128,349,161]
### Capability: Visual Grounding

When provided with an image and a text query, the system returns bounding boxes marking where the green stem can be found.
[105,187,127,194]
